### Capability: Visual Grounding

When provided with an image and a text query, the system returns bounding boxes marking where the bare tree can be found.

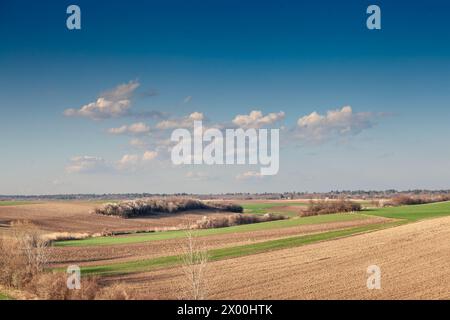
[11,221,49,273]
[179,228,209,300]
[0,221,49,289]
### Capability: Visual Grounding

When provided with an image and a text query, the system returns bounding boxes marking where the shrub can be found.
[95,283,133,300]
[0,221,48,289]
[0,237,33,288]
[0,223,133,300]
[192,213,286,229]
[94,198,243,218]
[386,194,450,207]
[301,199,362,217]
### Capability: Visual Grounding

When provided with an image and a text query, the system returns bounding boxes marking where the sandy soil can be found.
[114,216,450,299]
[0,202,235,234]
[49,216,388,267]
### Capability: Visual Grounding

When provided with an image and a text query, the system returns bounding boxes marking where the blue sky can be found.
[1,0,450,194]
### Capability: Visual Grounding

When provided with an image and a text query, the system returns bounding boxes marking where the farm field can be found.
[240,201,308,216]
[239,199,373,216]
[50,216,387,267]
[364,201,450,221]
[1,199,450,299]
[55,212,375,247]
[74,221,399,276]
[0,201,237,235]
[119,215,450,299]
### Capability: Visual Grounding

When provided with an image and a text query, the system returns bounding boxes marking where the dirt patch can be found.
[112,216,450,299]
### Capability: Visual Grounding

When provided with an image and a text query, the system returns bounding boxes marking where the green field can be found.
[0,201,36,206]
[241,202,307,215]
[365,201,450,221]
[55,212,367,247]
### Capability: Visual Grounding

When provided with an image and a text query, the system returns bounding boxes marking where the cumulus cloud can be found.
[156,112,204,130]
[142,150,158,161]
[235,171,264,181]
[295,106,374,143]
[64,81,140,120]
[115,151,158,171]
[185,171,213,181]
[67,150,159,174]
[232,110,285,129]
[116,154,140,170]
[108,122,150,135]
[66,156,109,174]
[129,138,148,148]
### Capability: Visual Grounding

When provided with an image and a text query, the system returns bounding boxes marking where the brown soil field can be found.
[49,216,388,267]
[112,216,450,299]
[0,202,235,235]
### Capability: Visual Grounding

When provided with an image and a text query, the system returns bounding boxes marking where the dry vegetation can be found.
[177,230,209,300]
[0,221,133,300]
[301,199,362,217]
[94,198,243,218]
[192,213,286,229]
[386,194,450,206]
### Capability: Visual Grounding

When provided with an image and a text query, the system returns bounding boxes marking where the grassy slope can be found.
[241,202,306,215]
[364,201,450,221]
[55,213,367,247]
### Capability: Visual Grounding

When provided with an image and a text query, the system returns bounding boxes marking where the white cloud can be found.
[108,125,128,134]
[295,106,374,143]
[142,150,158,161]
[66,156,109,174]
[232,110,285,129]
[116,154,140,170]
[67,151,160,174]
[235,171,264,181]
[185,171,212,181]
[64,81,140,120]
[189,112,204,121]
[128,122,150,134]
[108,122,150,135]
[129,138,148,148]
[156,112,205,130]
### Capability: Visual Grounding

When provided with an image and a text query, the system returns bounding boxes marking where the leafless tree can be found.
[11,221,49,273]
[179,228,209,300]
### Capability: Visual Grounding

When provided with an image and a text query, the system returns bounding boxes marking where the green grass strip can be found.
[0,201,36,206]
[364,201,450,222]
[55,213,367,247]
[242,202,307,214]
